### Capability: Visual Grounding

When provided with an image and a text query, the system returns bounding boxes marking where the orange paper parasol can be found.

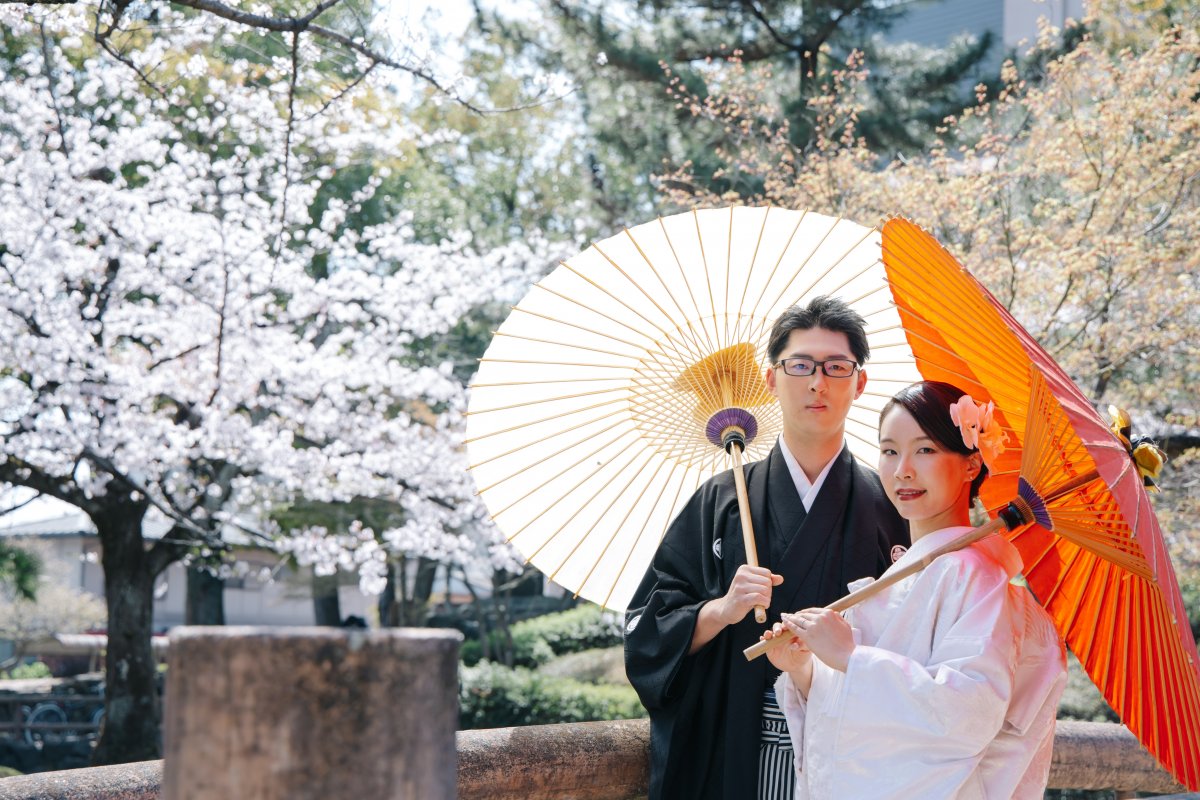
[881,217,1200,790]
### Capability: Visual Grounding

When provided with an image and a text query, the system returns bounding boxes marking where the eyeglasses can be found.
[773,357,859,378]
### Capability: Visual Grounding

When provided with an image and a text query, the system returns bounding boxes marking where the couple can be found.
[624,297,1068,799]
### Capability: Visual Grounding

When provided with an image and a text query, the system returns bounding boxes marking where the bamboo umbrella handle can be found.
[742,517,1008,661]
[729,442,768,624]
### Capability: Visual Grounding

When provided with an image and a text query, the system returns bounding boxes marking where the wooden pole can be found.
[729,441,767,624]
[162,626,461,799]
[743,517,1009,661]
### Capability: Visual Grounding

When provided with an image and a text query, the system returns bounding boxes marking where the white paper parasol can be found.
[465,206,921,611]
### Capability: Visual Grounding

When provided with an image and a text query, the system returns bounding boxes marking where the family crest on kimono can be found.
[765,380,1068,799]
[624,297,909,800]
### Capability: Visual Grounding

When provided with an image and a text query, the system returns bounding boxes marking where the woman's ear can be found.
[966,452,983,480]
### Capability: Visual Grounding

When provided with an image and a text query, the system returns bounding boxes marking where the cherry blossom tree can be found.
[0,6,562,763]
[2,0,493,114]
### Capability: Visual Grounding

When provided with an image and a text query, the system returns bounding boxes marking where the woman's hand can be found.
[763,618,814,697]
[788,608,855,672]
[764,619,811,673]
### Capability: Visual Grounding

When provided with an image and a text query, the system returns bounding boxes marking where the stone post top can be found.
[167,626,464,644]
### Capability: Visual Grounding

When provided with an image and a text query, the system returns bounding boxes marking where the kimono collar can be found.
[777,435,841,512]
[895,525,1024,580]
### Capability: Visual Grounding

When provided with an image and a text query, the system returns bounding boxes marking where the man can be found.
[624,296,909,800]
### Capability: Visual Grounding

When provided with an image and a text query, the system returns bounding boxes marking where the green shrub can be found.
[460,604,623,667]
[0,765,23,778]
[539,646,629,686]
[3,661,51,680]
[460,661,645,729]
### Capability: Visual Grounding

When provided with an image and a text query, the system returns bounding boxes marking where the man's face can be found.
[764,327,867,445]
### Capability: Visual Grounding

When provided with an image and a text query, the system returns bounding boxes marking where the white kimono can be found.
[775,526,1067,799]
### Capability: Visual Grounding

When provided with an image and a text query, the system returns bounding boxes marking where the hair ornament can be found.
[949,394,1009,472]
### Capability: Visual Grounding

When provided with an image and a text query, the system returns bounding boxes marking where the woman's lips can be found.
[895,489,926,501]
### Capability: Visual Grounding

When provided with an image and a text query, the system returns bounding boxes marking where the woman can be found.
[765,381,1067,799]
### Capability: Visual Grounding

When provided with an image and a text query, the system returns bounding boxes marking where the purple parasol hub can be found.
[706,408,759,449]
[1017,477,1053,531]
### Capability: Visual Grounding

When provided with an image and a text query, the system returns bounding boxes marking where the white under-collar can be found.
[778,436,841,512]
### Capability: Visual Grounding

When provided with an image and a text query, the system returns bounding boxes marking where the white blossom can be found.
[0,9,568,594]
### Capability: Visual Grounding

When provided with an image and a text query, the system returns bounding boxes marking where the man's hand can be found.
[714,564,784,626]
[689,565,783,654]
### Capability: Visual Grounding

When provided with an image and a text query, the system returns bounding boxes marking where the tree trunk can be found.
[407,557,438,626]
[91,499,161,766]
[378,562,398,627]
[312,570,341,626]
[186,566,226,625]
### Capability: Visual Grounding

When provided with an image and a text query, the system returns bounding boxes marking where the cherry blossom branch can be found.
[0,458,95,513]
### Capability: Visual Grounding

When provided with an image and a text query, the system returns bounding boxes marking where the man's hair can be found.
[880,380,988,502]
[766,296,870,365]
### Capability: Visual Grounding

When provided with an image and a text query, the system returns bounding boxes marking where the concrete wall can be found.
[0,719,1188,799]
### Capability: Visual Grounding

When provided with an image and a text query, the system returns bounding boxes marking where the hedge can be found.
[459,661,645,729]
[460,604,623,667]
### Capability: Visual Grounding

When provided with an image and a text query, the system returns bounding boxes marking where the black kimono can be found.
[624,442,909,800]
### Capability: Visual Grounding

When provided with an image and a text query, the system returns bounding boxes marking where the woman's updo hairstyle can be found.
[880,380,988,502]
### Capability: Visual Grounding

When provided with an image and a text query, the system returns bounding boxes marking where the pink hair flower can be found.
[949,395,1009,472]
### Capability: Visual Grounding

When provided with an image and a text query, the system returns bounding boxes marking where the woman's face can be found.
[878,405,977,538]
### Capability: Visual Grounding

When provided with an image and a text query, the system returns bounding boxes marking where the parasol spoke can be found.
[463,399,632,445]
[588,239,716,372]
[470,376,629,389]
[502,443,646,547]
[469,414,632,478]
[741,207,811,331]
[520,446,652,561]
[556,256,689,363]
[479,357,633,370]
[654,215,718,354]
[903,326,1027,410]
[507,304,656,351]
[748,220,877,345]
[539,447,663,577]
[491,331,645,361]
[484,424,637,522]
[531,272,662,345]
[732,206,774,338]
[620,223,714,359]
[576,458,691,605]
[467,386,629,418]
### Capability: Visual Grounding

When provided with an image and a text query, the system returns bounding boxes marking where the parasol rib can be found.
[469,415,631,478]
[742,207,810,329]
[600,465,702,610]
[540,447,663,579]
[576,458,689,606]
[508,304,652,350]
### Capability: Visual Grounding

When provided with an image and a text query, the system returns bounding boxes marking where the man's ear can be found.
[765,365,778,397]
[854,368,867,400]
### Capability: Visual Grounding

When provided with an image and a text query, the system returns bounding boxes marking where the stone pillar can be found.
[162,626,460,800]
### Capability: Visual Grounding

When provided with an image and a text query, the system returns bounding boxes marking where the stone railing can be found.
[0,628,1188,799]
[0,718,1188,799]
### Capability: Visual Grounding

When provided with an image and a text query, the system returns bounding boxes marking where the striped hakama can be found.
[758,688,795,800]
